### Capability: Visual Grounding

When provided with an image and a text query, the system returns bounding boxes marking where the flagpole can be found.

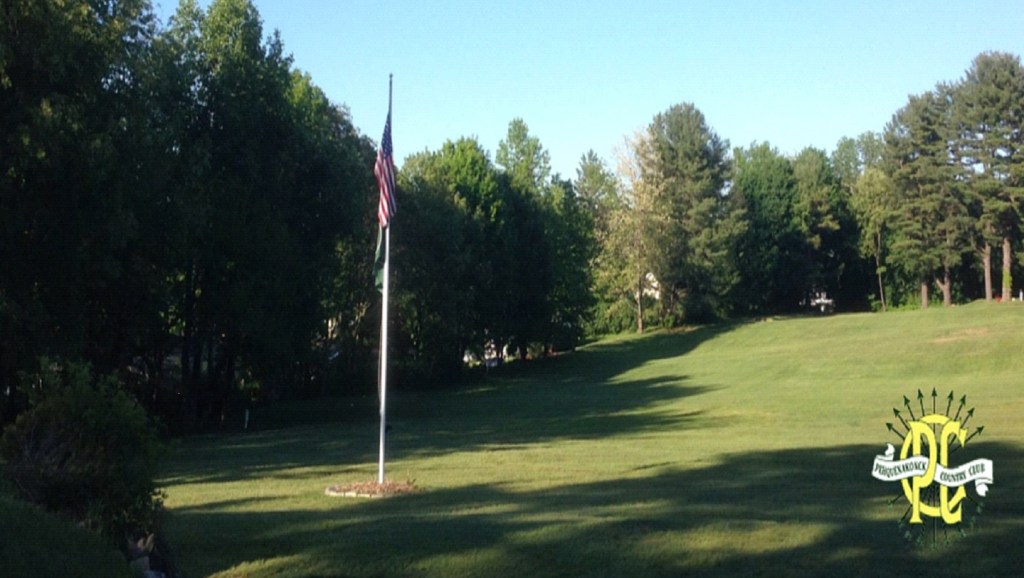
[378,223,390,484]
[377,74,393,485]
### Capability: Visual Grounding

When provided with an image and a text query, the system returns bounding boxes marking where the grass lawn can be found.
[161,302,1024,577]
[0,492,132,578]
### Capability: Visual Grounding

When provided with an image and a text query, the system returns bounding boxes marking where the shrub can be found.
[1,359,164,539]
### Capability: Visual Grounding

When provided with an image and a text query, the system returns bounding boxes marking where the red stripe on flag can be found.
[375,112,396,227]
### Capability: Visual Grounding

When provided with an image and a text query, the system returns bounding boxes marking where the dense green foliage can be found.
[587,53,1024,322]
[3,2,1024,432]
[959,52,1024,301]
[0,1,597,431]
[394,130,595,379]
[1,360,164,539]
[3,2,1024,570]
[0,0,377,430]
[643,104,745,323]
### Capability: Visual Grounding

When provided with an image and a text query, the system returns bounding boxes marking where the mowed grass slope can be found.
[161,302,1024,577]
[0,493,133,578]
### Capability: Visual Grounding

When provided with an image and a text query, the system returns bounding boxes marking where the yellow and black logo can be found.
[871,389,993,544]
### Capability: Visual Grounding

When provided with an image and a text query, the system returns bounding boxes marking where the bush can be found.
[586,296,660,336]
[1,360,164,539]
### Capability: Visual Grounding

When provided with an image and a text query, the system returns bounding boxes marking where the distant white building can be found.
[640,272,661,300]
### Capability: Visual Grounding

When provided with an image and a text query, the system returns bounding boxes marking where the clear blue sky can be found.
[155,0,1024,178]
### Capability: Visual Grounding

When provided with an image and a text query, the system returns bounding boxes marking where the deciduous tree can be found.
[850,167,897,310]
[731,143,803,313]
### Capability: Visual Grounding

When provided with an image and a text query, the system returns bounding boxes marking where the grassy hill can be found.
[160,302,1024,577]
[0,492,132,578]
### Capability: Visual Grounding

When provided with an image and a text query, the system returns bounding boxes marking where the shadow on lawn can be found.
[390,324,741,452]
[167,440,1024,577]
[162,326,737,485]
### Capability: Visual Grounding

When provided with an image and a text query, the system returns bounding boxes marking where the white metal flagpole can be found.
[378,224,390,484]
[376,75,394,485]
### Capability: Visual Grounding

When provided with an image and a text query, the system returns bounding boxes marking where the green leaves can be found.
[884,87,974,306]
[0,0,378,426]
[641,103,742,323]
[957,52,1024,301]
[391,129,596,377]
[496,118,551,196]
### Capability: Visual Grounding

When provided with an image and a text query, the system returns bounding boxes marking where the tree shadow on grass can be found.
[389,324,743,454]
[162,374,720,486]
[160,428,369,486]
[162,326,739,485]
[166,440,1024,577]
[499,322,745,385]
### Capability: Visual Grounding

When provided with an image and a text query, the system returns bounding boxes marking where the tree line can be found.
[3,0,1023,431]
[586,51,1024,331]
[0,0,593,430]
[2,0,379,429]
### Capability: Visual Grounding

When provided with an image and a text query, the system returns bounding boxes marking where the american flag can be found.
[375,110,397,228]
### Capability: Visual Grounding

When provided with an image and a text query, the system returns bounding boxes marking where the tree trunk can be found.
[920,282,929,309]
[219,345,236,426]
[936,269,952,307]
[876,269,886,311]
[1002,236,1012,303]
[181,263,199,432]
[874,232,886,311]
[982,243,993,301]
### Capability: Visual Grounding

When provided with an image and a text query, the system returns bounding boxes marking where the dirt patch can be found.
[325,480,419,499]
[930,327,989,344]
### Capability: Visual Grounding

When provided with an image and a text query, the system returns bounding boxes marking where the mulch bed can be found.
[324,480,418,499]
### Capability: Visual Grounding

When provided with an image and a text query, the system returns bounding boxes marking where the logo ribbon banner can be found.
[871,444,994,496]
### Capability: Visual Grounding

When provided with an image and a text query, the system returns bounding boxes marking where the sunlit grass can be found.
[162,302,1024,577]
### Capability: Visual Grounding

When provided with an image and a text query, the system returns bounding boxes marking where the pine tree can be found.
[885,87,972,307]
[957,52,1024,302]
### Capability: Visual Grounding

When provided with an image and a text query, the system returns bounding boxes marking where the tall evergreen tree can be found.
[885,87,972,307]
[956,52,1024,302]
[643,103,744,323]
